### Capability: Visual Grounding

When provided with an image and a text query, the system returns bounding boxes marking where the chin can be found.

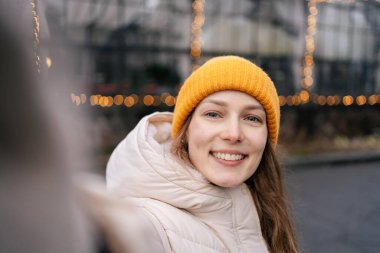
[212,179,243,188]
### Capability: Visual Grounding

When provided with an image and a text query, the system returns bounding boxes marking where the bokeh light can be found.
[143,95,154,106]
[114,95,124,106]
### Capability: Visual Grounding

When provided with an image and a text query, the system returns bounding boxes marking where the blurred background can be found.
[35,0,380,166]
[7,0,380,252]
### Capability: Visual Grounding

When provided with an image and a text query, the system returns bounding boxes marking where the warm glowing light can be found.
[326,96,335,106]
[143,95,154,106]
[114,95,124,105]
[124,96,135,107]
[317,96,326,105]
[160,92,170,102]
[342,95,354,106]
[191,40,202,48]
[131,94,139,104]
[310,6,318,15]
[90,95,98,106]
[75,96,81,106]
[31,0,41,73]
[106,96,114,107]
[333,95,341,105]
[307,17,317,27]
[192,27,201,33]
[303,77,313,87]
[293,95,301,106]
[99,96,107,107]
[191,47,201,57]
[192,0,204,11]
[286,96,294,106]
[190,0,205,66]
[356,95,366,106]
[368,95,377,105]
[303,67,312,76]
[307,26,316,34]
[304,55,314,66]
[299,90,310,103]
[194,15,205,26]
[306,40,315,51]
[74,92,380,108]
[46,57,52,68]
[302,0,318,90]
[99,96,112,107]
[164,96,176,106]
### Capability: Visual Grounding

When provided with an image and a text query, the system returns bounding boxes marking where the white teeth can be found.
[213,152,244,161]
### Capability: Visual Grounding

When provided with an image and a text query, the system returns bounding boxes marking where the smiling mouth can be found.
[211,152,246,161]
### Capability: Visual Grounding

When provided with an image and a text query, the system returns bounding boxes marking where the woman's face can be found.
[186,90,268,187]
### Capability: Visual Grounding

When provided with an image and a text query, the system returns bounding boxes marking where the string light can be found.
[299,90,310,104]
[302,0,318,91]
[30,0,41,73]
[343,95,354,106]
[70,92,380,107]
[69,0,380,109]
[356,95,366,106]
[190,0,205,70]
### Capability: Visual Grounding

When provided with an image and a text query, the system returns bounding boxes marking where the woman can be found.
[106,56,298,253]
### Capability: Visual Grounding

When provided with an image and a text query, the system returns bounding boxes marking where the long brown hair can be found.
[247,141,298,253]
[171,116,299,253]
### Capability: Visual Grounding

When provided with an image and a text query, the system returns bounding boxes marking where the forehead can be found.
[198,90,263,108]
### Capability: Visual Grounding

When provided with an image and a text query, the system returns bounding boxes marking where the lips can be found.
[212,152,246,161]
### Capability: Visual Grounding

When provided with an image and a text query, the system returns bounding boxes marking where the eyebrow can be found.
[201,99,265,111]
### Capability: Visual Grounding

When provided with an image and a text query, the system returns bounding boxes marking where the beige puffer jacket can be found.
[106,112,269,253]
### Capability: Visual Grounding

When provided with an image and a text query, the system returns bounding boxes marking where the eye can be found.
[205,111,221,119]
[245,115,261,123]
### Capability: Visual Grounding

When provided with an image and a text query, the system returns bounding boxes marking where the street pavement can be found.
[285,160,380,253]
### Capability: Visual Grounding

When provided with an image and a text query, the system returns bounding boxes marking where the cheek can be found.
[187,120,210,163]
[249,129,268,155]
[187,119,205,145]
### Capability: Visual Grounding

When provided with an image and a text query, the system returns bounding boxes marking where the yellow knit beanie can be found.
[172,55,280,146]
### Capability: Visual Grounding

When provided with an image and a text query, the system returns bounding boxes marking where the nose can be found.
[220,119,244,142]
